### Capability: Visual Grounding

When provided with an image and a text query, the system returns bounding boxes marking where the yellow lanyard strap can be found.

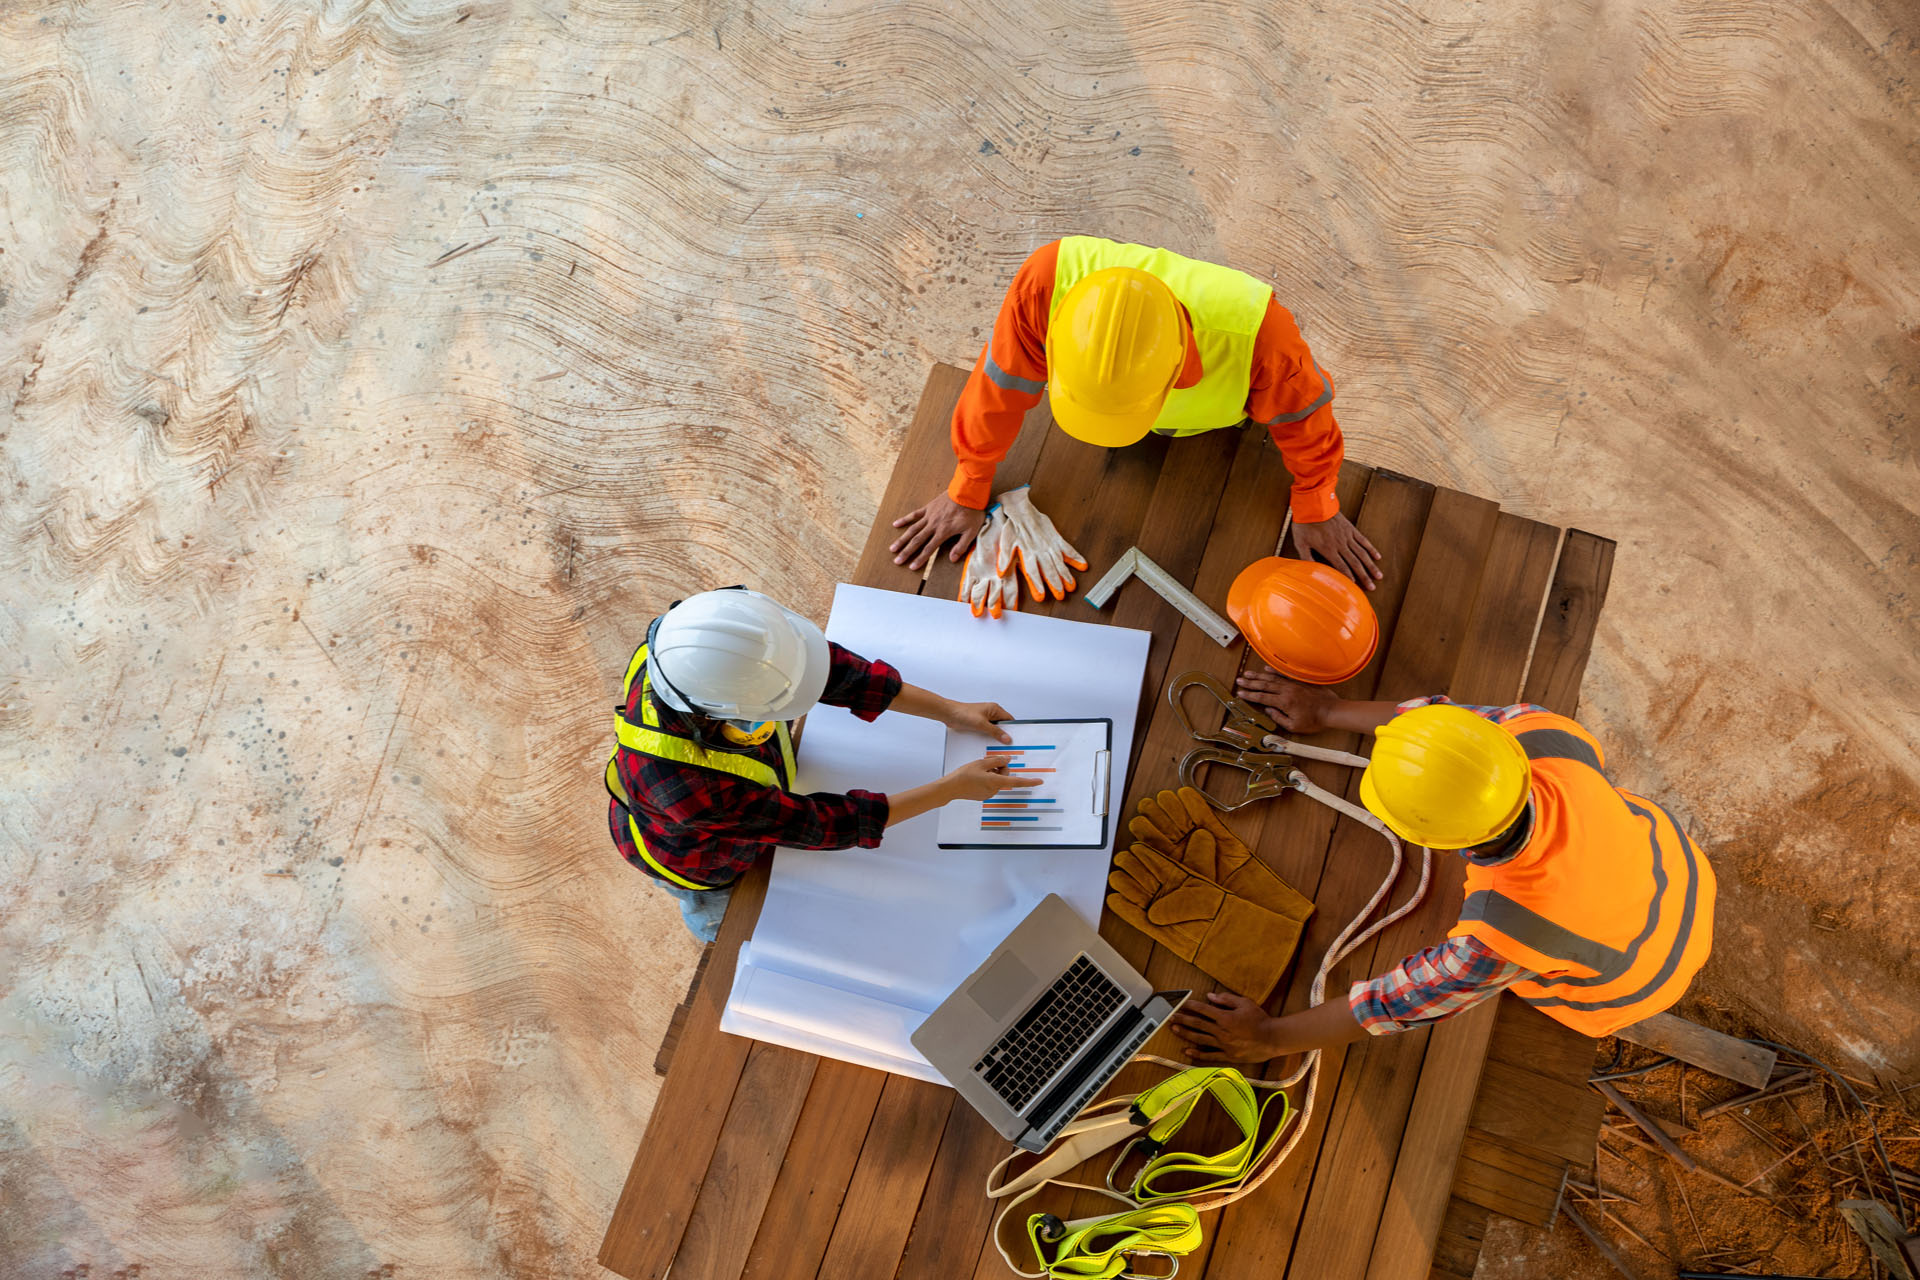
[1109,1068,1296,1204]
[1026,1203,1202,1279]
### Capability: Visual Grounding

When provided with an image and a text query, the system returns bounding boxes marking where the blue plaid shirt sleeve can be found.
[1348,936,1534,1034]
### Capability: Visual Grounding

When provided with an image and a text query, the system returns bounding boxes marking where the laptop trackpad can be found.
[968,951,1038,1021]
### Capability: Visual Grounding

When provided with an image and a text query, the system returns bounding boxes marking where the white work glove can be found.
[995,485,1088,603]
[959,502,1020,619]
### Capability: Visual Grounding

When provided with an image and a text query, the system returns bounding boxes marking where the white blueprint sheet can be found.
[719,584,1151,1081]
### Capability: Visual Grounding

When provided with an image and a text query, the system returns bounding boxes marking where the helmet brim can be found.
[1048,387,1158,449]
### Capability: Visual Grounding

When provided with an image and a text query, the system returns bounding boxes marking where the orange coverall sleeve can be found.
[1246,300,1345,523]
[947,242,1061,509]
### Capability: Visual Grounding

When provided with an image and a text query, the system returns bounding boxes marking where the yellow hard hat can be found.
[1046,267,1189,448]
[1358,704,1532,849]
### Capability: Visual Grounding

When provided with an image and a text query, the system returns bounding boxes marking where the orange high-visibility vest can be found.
[1448,711,1715,1037]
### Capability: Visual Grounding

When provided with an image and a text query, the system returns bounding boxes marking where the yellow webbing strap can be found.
[1025,1203,1201,1279]
[988,1066,1298,1279]
[1112,1068,1295,1204]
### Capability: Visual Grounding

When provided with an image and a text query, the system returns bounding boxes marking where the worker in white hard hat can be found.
[605,587,1040,942]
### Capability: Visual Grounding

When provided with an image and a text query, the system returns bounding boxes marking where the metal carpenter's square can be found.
[1083,548,1238,646]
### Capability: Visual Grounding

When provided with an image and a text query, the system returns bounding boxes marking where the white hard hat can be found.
[647,589,832,723]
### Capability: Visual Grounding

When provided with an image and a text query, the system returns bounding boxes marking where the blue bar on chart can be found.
[982,743,1063,831]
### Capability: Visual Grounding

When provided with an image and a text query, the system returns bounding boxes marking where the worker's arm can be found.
[887,681,1016,744]
[1228,672,1402,734]
[1168,936,1534,1062]
[884,752,1041,826]
[1246,300,1382,589]
[890,242,1060,570]
[1169,991,1369,1063]
[1348,937,1533,1031]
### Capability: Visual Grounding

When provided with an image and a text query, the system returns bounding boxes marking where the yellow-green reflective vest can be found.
[1051,236,1274,437]
[605,642,797,891]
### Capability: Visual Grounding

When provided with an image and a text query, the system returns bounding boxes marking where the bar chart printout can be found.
[935,718,1112,849]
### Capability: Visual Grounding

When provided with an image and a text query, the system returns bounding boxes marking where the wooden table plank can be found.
[599,869,771,1279]
[849,374,1200,1280]
[1049,429,1303,1277]
[854,363,975,591]
[1268,487,1504,1280]
[894,1103,1011,1280]
[813,1076,955,1280]
[1019,429,1172,622]
[1200,469,1441,1280]
[1423,530,1619,1276]
[963,430,1312,1278]
[1518,530,1615,716]
[738,1061,888,1280]
[944,430,1261,1280]
[1462,1057,1606,1165]
[1362,999,1502,1280]
[1451,1130,1568,1227]
[1361,511,1563,1280]
[672,1043,821,1280]
[1091,427,1246,704]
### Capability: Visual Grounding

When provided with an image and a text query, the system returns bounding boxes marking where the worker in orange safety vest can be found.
[889,236,1384,591]
[1170,677,1715,1061]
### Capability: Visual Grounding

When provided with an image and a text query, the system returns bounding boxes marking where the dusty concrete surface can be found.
[1,0,1914,1275]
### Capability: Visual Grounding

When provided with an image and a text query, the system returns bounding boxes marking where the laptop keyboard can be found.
[973,956,1128,1114]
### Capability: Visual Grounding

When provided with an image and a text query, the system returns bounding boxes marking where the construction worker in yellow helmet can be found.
[890,238,1383,598]
[1170,676,1715,1061]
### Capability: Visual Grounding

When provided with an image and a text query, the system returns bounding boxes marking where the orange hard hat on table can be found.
[1226,556,1378,684]
[1046,267,1191,449]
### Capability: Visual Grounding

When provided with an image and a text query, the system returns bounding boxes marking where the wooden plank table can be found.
[600,363,1618,1280]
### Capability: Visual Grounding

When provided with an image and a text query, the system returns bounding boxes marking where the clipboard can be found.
[934,718,1114,850]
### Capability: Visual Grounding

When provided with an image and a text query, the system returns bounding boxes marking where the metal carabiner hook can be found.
[1167,671,1275,754]
[1178,748,1304,812]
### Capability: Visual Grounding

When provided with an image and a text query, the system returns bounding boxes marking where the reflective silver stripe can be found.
[1255,359,1333,426]
[1516,727,1605,775]
[1461,890,1629,978]
[984,346,1046,395]
[1525,796,1703,1011]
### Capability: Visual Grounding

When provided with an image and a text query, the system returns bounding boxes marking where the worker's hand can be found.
[1170,992,1285,1064]
[942,700,1015,744]
[1234,667,1338,733]
[943,753,1043,802]
[1290,512,1382,590]
[892,492,985,569]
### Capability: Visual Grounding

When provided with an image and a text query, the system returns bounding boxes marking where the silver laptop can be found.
[912,894,1189,1152]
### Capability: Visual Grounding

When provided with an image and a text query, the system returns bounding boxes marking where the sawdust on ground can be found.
[2,0,1916,1276]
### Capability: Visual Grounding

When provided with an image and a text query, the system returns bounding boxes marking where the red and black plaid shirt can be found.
[608,641,902,887]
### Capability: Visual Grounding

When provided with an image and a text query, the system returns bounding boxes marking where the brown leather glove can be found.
[1106,843,1306,1002]
[1129,787,1315,926]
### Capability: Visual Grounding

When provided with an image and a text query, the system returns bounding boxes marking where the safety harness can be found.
[987,674,1436,1279]
[989,1066,1293,1277]
[605,641,797,891]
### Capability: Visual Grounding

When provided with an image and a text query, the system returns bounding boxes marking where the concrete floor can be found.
[2,0,1915,1275]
